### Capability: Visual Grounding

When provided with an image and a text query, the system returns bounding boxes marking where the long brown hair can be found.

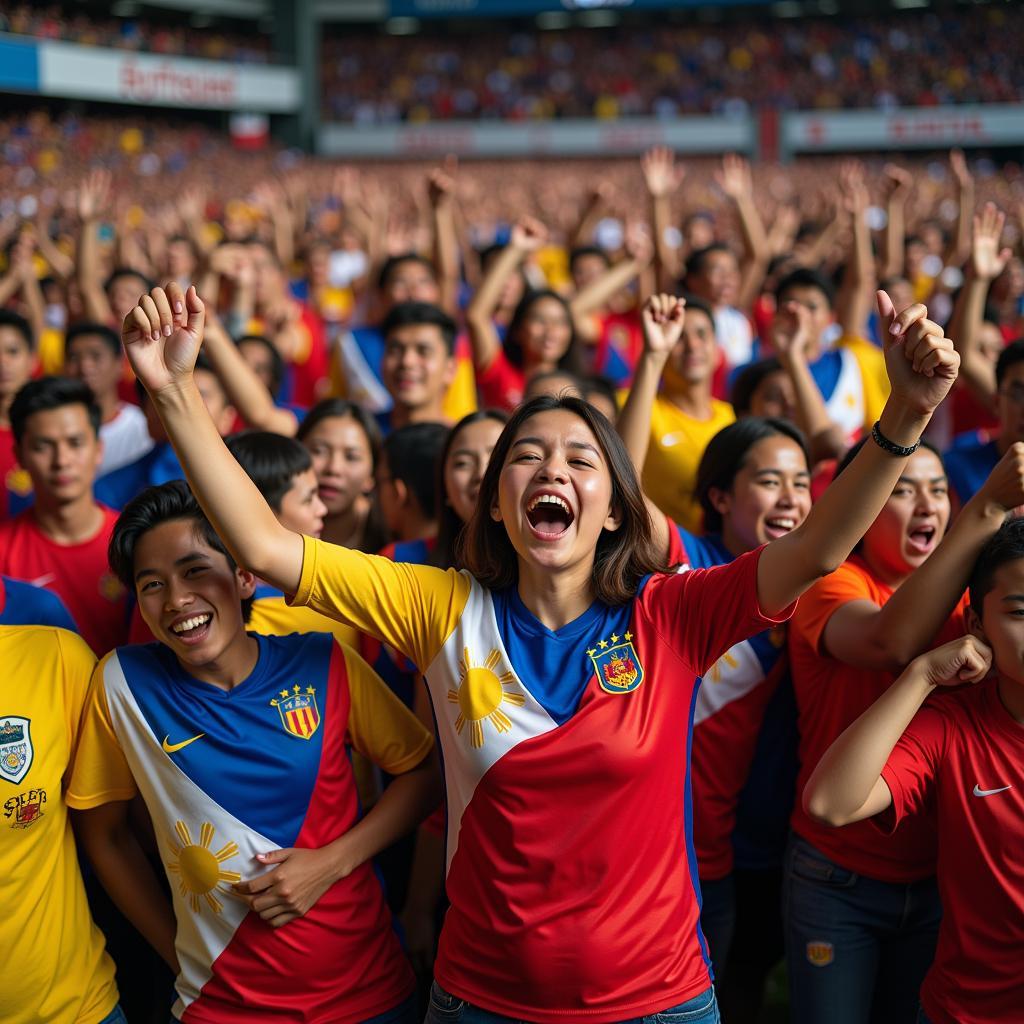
[459,396,666,605]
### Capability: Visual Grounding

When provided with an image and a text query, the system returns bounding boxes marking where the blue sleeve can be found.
[0,577,79,632]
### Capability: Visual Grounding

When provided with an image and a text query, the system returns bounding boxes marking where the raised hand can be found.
[974,442,1024,515]
[121,282,206,396]
[877,290,959,418]
[914,635,991,689]
[882,163,913,202]
[715,153,754,201]
[510,215,548,253]
[950,148,974,191]
[77,168,112,223]
[771,300,813,363]
[427,155,458,208]
[839,160,869,216]
[641,147,684,199]
[641,293,686,357]
[971,202,1011,281]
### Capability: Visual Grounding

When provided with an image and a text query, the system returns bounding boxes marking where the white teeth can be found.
[767,518,796,530]
[172,614,211,634]
[527,494,571,515]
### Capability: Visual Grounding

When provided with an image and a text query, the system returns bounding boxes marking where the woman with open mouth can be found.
[784,430,1024,1024]
[122,280,957,1024]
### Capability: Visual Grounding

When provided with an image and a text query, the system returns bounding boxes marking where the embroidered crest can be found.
[270,685,321,740]
[806,941,834,967]
[0,717,33,785]
[589,632,644,694]
[4,787,47,828]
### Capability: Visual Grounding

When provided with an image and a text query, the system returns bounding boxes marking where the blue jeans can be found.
[425,981,720,1024]
[698,874,735,980]
[783,835,940,1024]
[99,1007,128,1024]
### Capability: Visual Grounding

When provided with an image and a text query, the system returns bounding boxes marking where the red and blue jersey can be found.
[292,537,794,1021]
[0,574,77,630]
[67,631,433,1023]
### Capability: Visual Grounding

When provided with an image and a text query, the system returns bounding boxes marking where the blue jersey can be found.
[95,442,184,511]
[945,437,1001,506]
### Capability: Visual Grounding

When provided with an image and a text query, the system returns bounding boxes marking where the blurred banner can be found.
[0,34,300,112]
[319,115,754,158]
[388,0,766,15]
[783,104,1024,154]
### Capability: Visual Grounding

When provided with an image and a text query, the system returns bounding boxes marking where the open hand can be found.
[972,202,1011,282]
[121,282,206,397]
[641,147,684,199]
[715,154,754,201]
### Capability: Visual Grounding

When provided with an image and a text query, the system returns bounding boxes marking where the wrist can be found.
[961,491,1011,529]
[150,376,199,412]
[877,401,929,448]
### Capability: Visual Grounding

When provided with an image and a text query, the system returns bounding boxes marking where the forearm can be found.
[570,257,643,319]
[37,231,74,281]
[882,199,906,279]
[616,352,663,471]
[804,663,932,825]
[950,274,997,403]
[77,221,112,323]
[432,203,460,317]
[838,213,875,338]
[18,270,45,342]
[650,195,677,290]
[781,351,846,461]
[466,245,522,367]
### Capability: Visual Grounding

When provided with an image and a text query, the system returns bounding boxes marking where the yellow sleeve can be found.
[442,350,478,422]
[56,629,99,779]
[341,643,434,775]
[844,336,891,432]
[292,535,471,672]
[65,654,138,808]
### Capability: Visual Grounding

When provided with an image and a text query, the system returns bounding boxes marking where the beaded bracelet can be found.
[871,420,921,458]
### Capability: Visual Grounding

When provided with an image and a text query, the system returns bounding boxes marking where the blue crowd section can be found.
[0,36,40,92]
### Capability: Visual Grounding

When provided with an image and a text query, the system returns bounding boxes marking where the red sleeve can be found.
[665,516,688,566]
[476,350,524,411]
[877,703,948,833]
[790,561,875,660]
[639,546,796,676]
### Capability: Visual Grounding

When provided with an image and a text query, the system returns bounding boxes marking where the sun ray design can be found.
[709,650,739,684]
[448,646,525,748]
[166,819,242,914]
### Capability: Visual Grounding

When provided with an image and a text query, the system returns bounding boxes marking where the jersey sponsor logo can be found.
[166,819,242,915]
[448,646,525,749]
[162,732,206,754]
[270,684,321,740]
[972,783,1013,798]
[589,632,644,694]
[0,717,33,785]
[806,941,834,967]
[3,786,47,828]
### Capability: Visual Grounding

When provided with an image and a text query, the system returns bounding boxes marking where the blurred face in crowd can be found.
[973,558,1024,688]
[306,243,331,289]
[302,414,375,518]
[777,283,834,345]
[195,368,236,436]
[683,214,715,253]
[381,322,455,414]
[381,259,439,312]
[905,238,927,278]
[746,368,796,423]
[0,327,33,411]
[134,519,254,677]
[861,447,949,584]
[17,403,102,507]
[248,242,286,305]
[998,360,1024,444]
[518,295,573,369]
[167,238,197,280]
[375,450,403,535]
[445,416,504,526]
[885,277,916,316]
[571,252,608,292]
[662,306,717,392]
[107,273,149,324]
[237,338,278,396]
[690,249,738,308]
[920,222,945,257]
[710,435,811,554]
[65,334,121,408]
[276,469,327,538]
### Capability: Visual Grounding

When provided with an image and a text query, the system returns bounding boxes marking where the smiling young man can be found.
[67,480,437,1023]
[0,377,128,655]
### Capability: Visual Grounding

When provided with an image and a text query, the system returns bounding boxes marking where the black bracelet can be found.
[870,420,921,458]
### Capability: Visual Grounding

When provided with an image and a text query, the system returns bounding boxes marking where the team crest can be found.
[0,717,33,785]
[806,941,834,967]
[4,787,47,828]
[589,633,644,694]
[270,685,321,740]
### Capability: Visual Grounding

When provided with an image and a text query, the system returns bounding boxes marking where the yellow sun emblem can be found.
[448,647,525,749]
[708,650,739,683]
[166,820,242,914]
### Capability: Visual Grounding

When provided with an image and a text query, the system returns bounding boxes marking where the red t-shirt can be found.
[292,303,330,408]
[0,506,128,655]
[476,350,525,412]
[0,424,29,520]
[788,555,967,882]
[881,682,1024,1023]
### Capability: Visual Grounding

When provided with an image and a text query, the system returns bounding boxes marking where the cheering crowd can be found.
[1,134,1024,1024]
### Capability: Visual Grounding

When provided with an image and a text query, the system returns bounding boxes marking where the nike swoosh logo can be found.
[162,733,205,754]
[973,784,1012,797]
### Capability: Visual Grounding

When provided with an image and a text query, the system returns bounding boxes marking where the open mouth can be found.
[763,515,798,540]
[525,493,575,539]
[169,613,212,645]
[907,525,937,555]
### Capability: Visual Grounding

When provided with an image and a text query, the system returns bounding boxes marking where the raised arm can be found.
[427,158,461,317]
[946,150,975,270]
[948,203,1011,405]
[34,201,74,282]
[757,292,960,615]
[465,216,546,371]
[836,161,875,340]
[716,154,770,313]
[641,147,684,291]
[803,636,990,827]
[76,169,115,325]
[570,225,652,339]
[880,164,912,281]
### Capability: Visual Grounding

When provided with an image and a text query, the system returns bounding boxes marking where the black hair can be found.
[382,421,450,520]
[9,376,101,445]
[581,375,618,416]
[65,322,121,360]
[730,357,784,416]
[505,289,585,376]
[524,369,584,400]
[236,334,285,398]
[108,480,254,623]
[995,339,1024,389]
[775,267,837,310]
[226,431,313,513]
[969,516,1024,611]
[696,418,810,535]
[0,309,35,351]
[433,409,509,570]
[381,301,457,355]
[685,243,734,280]
[377,253,436,292]
[833,435,945,481]
[134,350,222,406]
[678,291,715,327]
[104,266,154,295]
[569,245,611,274]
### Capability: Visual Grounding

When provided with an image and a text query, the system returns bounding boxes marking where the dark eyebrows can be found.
[754,467,811,478]
[510,437,602,459]
[134,551,209,583]
[1000,594,1024,603]
[895,475,948,485]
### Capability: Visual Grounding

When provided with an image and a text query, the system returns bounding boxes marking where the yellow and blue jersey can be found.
[67,632,432,1023]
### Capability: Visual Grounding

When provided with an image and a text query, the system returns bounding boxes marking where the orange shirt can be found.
[789,555,967,882]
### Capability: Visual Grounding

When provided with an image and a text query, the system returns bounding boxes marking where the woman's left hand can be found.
[232,846,347,928]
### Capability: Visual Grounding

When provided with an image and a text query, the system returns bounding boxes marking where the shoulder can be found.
[711,399,737,424]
